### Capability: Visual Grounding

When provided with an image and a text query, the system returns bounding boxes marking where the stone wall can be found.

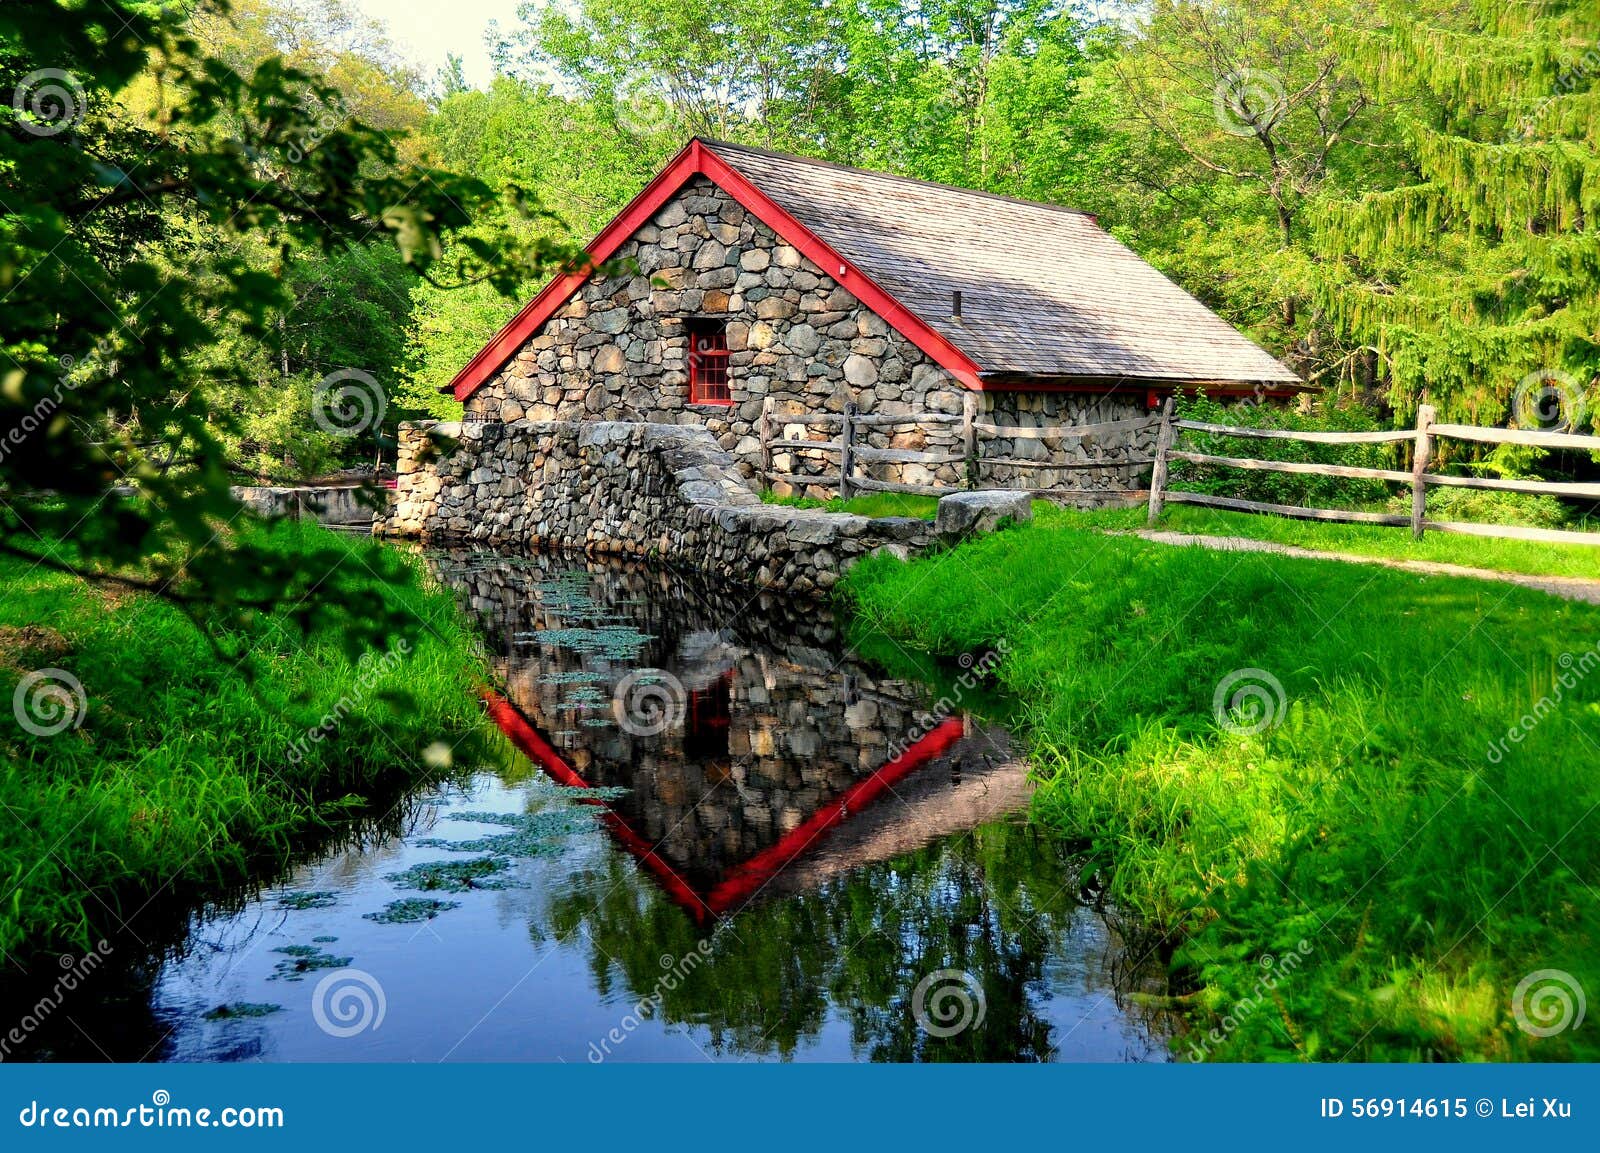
[460,176,1154,495]
[378,419,929,595]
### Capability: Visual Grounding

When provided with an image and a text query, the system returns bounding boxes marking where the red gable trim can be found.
[449,138,983,402]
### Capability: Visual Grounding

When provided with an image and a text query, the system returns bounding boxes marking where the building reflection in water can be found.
[432,549,1032,918]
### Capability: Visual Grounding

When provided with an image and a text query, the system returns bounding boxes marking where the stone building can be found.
[447,138,1300,495]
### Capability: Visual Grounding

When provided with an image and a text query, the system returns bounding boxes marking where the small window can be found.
[686,319,732,405]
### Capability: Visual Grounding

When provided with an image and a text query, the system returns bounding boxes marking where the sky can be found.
[346,0,525,90]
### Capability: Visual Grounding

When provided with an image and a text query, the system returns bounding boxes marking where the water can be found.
[13,552,1173,1062]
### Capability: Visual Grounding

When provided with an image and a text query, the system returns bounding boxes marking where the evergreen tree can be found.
[1318,0,1600,429]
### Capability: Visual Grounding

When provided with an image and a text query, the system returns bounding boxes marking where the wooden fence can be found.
[1146,399,1600,545]
[757,395,1158,501]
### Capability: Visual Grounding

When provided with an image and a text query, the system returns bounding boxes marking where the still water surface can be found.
[31,552,1173,1061]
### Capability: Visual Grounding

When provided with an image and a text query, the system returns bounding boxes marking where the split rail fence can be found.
[757,395,1157,501]
[1146,399,1600,545]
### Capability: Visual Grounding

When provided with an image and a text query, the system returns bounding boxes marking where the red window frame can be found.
[686,320,732,405]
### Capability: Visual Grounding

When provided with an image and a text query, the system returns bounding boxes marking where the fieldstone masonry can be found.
[378,419,930,595]
[461,176,1155,495]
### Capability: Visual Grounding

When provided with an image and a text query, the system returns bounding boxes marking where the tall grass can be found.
[0,523,491,962]
[844,512,1600,1060]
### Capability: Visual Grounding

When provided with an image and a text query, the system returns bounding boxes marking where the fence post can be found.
[1411,403,1435,540]
[758,396,773,488]
[962,391,978,489]
[1146,396,1176,526]
[839,403,857,501]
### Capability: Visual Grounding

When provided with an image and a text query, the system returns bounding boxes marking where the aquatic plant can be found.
[269,944,353,981]
[383,856,523,893]
[276,891,339,910]
[202,1002,284,1021]
[363,898,462,924]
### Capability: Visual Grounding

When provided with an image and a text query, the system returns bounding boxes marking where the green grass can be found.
[760,489,940,519]
[843,512,1600,1061]
[0,523,492,963]
[1063,504,1600,582]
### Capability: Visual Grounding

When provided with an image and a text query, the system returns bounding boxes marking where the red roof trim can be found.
[449,138,984,401]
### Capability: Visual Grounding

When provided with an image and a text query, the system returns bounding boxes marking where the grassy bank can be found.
[1082,504,1600,582]
[0,523,491,963]
[761,490,940,519]
[844,506,1600,1060]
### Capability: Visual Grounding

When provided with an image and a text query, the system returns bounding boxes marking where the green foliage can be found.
[0,522,493,961]
[1316,1,1600,423]
[0,0,582,640]
[1393,487,1574,531]
[844,508,1600,1060]
[1171,392,1398,508]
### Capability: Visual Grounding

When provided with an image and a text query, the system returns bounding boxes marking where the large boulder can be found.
[935,490,1033,539]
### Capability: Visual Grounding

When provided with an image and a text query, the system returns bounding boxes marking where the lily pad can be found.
[363,897,461,924]
[203,1002,284,1021]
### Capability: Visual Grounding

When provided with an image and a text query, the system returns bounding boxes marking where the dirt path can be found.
[1131,529,1600,605]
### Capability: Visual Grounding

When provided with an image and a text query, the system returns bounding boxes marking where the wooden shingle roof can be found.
[449,138,1299,401]
[706,140,1300,387]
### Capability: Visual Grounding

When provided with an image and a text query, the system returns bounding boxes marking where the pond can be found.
[13,552,1173,1062]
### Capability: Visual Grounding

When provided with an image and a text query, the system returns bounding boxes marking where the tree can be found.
[0,0,580,647]
[1316,0,1600,428]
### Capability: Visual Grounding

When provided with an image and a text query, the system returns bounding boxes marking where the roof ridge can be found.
[697,137,1098,222]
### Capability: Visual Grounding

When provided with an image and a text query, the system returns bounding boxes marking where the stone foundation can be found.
[377,420,931,595]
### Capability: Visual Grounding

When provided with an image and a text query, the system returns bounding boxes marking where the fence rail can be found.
[1149,401,1600,544]
[758,395,1149,501]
